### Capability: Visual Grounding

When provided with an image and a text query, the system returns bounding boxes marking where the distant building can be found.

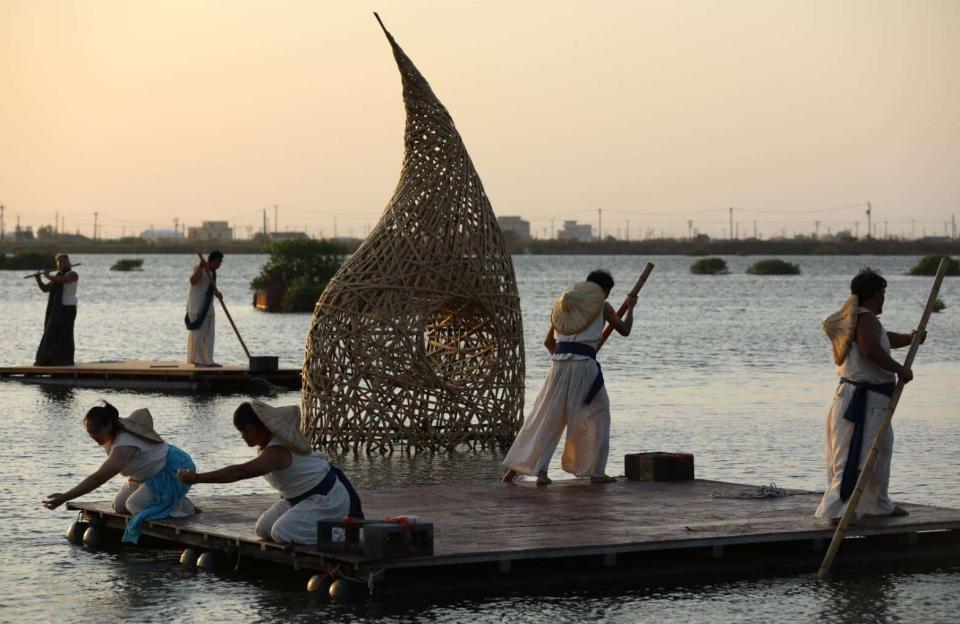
[188,221,233,242]
[141,228,181,242]
[270,231,309,241]
[557,220,592,242]
[497,216,531,239]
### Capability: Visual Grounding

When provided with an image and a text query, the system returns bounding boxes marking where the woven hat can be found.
[250,400,311,454]
[821,294,859,365]
[120,408,164,444]
[551,281,606,335]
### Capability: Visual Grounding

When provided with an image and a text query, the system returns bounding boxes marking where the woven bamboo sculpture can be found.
[301,15,525,454]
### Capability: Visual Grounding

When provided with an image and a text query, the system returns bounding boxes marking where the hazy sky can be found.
[2,0,959,240]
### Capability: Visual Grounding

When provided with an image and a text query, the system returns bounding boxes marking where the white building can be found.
[557,220,592,242]
[188,221,233,242]
[497,216,531,239]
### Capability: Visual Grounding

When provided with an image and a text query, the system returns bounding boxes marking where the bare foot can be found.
[890,505,910,517]
[590,475,617,484]
[501,469,517,484]
[536,471,552,486]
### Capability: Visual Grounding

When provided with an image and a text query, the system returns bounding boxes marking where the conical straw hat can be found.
[821,294,859,365]
[250,400,312,455]
[120,408,164,444]
[551,281,606,335]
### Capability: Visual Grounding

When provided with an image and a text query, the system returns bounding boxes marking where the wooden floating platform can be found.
[0,359,301,393]
[68,479,960,595]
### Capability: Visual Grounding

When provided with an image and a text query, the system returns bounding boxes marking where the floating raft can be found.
[67,479,960,595]
[0,360,301,392]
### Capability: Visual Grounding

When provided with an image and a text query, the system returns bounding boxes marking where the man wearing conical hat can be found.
[502,270,638,485]
[815,267,925,523]
[178,401,363,545]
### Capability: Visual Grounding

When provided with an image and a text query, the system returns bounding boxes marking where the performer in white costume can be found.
[185,250,223,366]
[815,268,924,523]
[178,401,364,545]
[502,270,637,485]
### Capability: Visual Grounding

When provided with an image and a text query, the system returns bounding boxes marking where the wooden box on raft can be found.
[625,452,695,482]
[316,518,435,559]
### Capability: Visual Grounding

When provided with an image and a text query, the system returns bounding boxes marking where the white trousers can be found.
[814,383,896,520]
[503,358,611,478]
[112,479,196,517]
[187,313,215,365]
[256,480,351,545]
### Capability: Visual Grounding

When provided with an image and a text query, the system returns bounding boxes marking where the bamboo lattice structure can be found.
[301,15,525,453]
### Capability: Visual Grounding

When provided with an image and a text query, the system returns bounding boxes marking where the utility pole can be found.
[93,212,99,240]
[55,210,59,236]
[953,214,957,239]
[814,220,820,239]
[865,202,872,239]
[262,209,268,240]
[550,218,555,239]
[729,207,734,240]
[174,218,179,240]
[597,208,602,242]
[911,219,916,240]
[854,221,859,238]
[626,219,630,242]
[274,204,278,237]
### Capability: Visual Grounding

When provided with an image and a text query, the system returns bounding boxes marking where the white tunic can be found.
[261,437,331,499]
[104,431,168,481]
[186,264,216,365]
[61,276,78,306]
[815,307,897,520]
[504,310,611,478]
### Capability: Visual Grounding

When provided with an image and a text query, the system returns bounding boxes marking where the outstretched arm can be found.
[603,296,638,337]
[178,446,292,485]
[887,329,925,349]
[43,270,78,285]
[44,446,136,509]
[858,313,912,383]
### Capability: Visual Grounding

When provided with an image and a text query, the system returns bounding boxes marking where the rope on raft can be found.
[711,483,795,499]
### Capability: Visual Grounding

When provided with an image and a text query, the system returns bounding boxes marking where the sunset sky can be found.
[2,0,958,240]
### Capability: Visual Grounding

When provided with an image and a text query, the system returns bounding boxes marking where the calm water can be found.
[0,254,957,623]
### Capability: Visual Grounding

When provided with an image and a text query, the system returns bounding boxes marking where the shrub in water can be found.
[0,251,57,271]
[746,259,800,275]
[251,239,346,313]
[280,276,327,313]
[907,255,959,276]
[690,257,728,275]
[110,258,143,271]
[933,297,946,313]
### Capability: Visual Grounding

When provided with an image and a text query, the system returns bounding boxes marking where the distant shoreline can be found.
[1,237,958,257]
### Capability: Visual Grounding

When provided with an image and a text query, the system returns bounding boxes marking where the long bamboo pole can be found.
[597,262,654,351]
[817,258,948,577]
[196,253,252,360]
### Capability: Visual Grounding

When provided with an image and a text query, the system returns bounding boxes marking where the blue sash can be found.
[285,465,364,519]
[553,342,604,404]
[838,377,896,501]
[122,444,196,544]
[184,270,216,330]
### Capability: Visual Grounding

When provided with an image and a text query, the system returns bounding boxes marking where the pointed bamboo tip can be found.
[373,12,388,35]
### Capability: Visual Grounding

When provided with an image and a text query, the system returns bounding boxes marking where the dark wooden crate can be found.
[362,522,434,559]
[625,452,694,481]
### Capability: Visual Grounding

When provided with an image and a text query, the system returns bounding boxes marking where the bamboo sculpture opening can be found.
[301,16,525,454]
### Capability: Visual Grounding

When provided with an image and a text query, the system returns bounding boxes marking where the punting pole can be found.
[196,253,252,360]
[24,262,82,278]
[597,262,654,351]
[818,258,948,577]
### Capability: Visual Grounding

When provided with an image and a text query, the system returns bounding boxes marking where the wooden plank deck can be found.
[67,479,960,593]
[0,359,301,392]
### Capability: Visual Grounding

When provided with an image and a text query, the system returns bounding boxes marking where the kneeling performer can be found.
[178,401,363,545]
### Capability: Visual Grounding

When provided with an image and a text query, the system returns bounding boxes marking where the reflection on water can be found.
[0,255,958,622]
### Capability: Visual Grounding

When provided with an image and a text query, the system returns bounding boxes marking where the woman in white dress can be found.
[185,250,223,366]
[178,401,363,545]
[43,402,197,543]
[815,268,923,523]
[502,270,637,485]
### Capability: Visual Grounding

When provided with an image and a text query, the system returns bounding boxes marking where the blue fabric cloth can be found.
[122,444,196,544]
[838,377,896,502]
[553,342,604,404]
[284,464,364,519]
[184,270,216,331]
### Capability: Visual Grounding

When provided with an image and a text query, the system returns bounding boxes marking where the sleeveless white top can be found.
[837,307,896,384]
[261,437,331,498]
[552,311,604,361]
[104,431,168,481]
[61,275,78,306]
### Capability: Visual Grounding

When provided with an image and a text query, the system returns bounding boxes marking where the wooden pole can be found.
[24,262,82,278]
[817,258,948,577]
[597,262,654,351]
[196,253,252,360]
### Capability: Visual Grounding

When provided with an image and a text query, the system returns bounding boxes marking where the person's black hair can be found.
[586,269,614,294]
[208,250,224,263]
[84,401,123,434]
[233,402,264,429]
[851,267,887,301]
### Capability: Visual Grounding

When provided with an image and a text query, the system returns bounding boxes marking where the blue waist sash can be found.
[838,377,896,502]
[122,444,196,544]
[184,270,216,331]
[285,465,364,519]
[553,342,604,405]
